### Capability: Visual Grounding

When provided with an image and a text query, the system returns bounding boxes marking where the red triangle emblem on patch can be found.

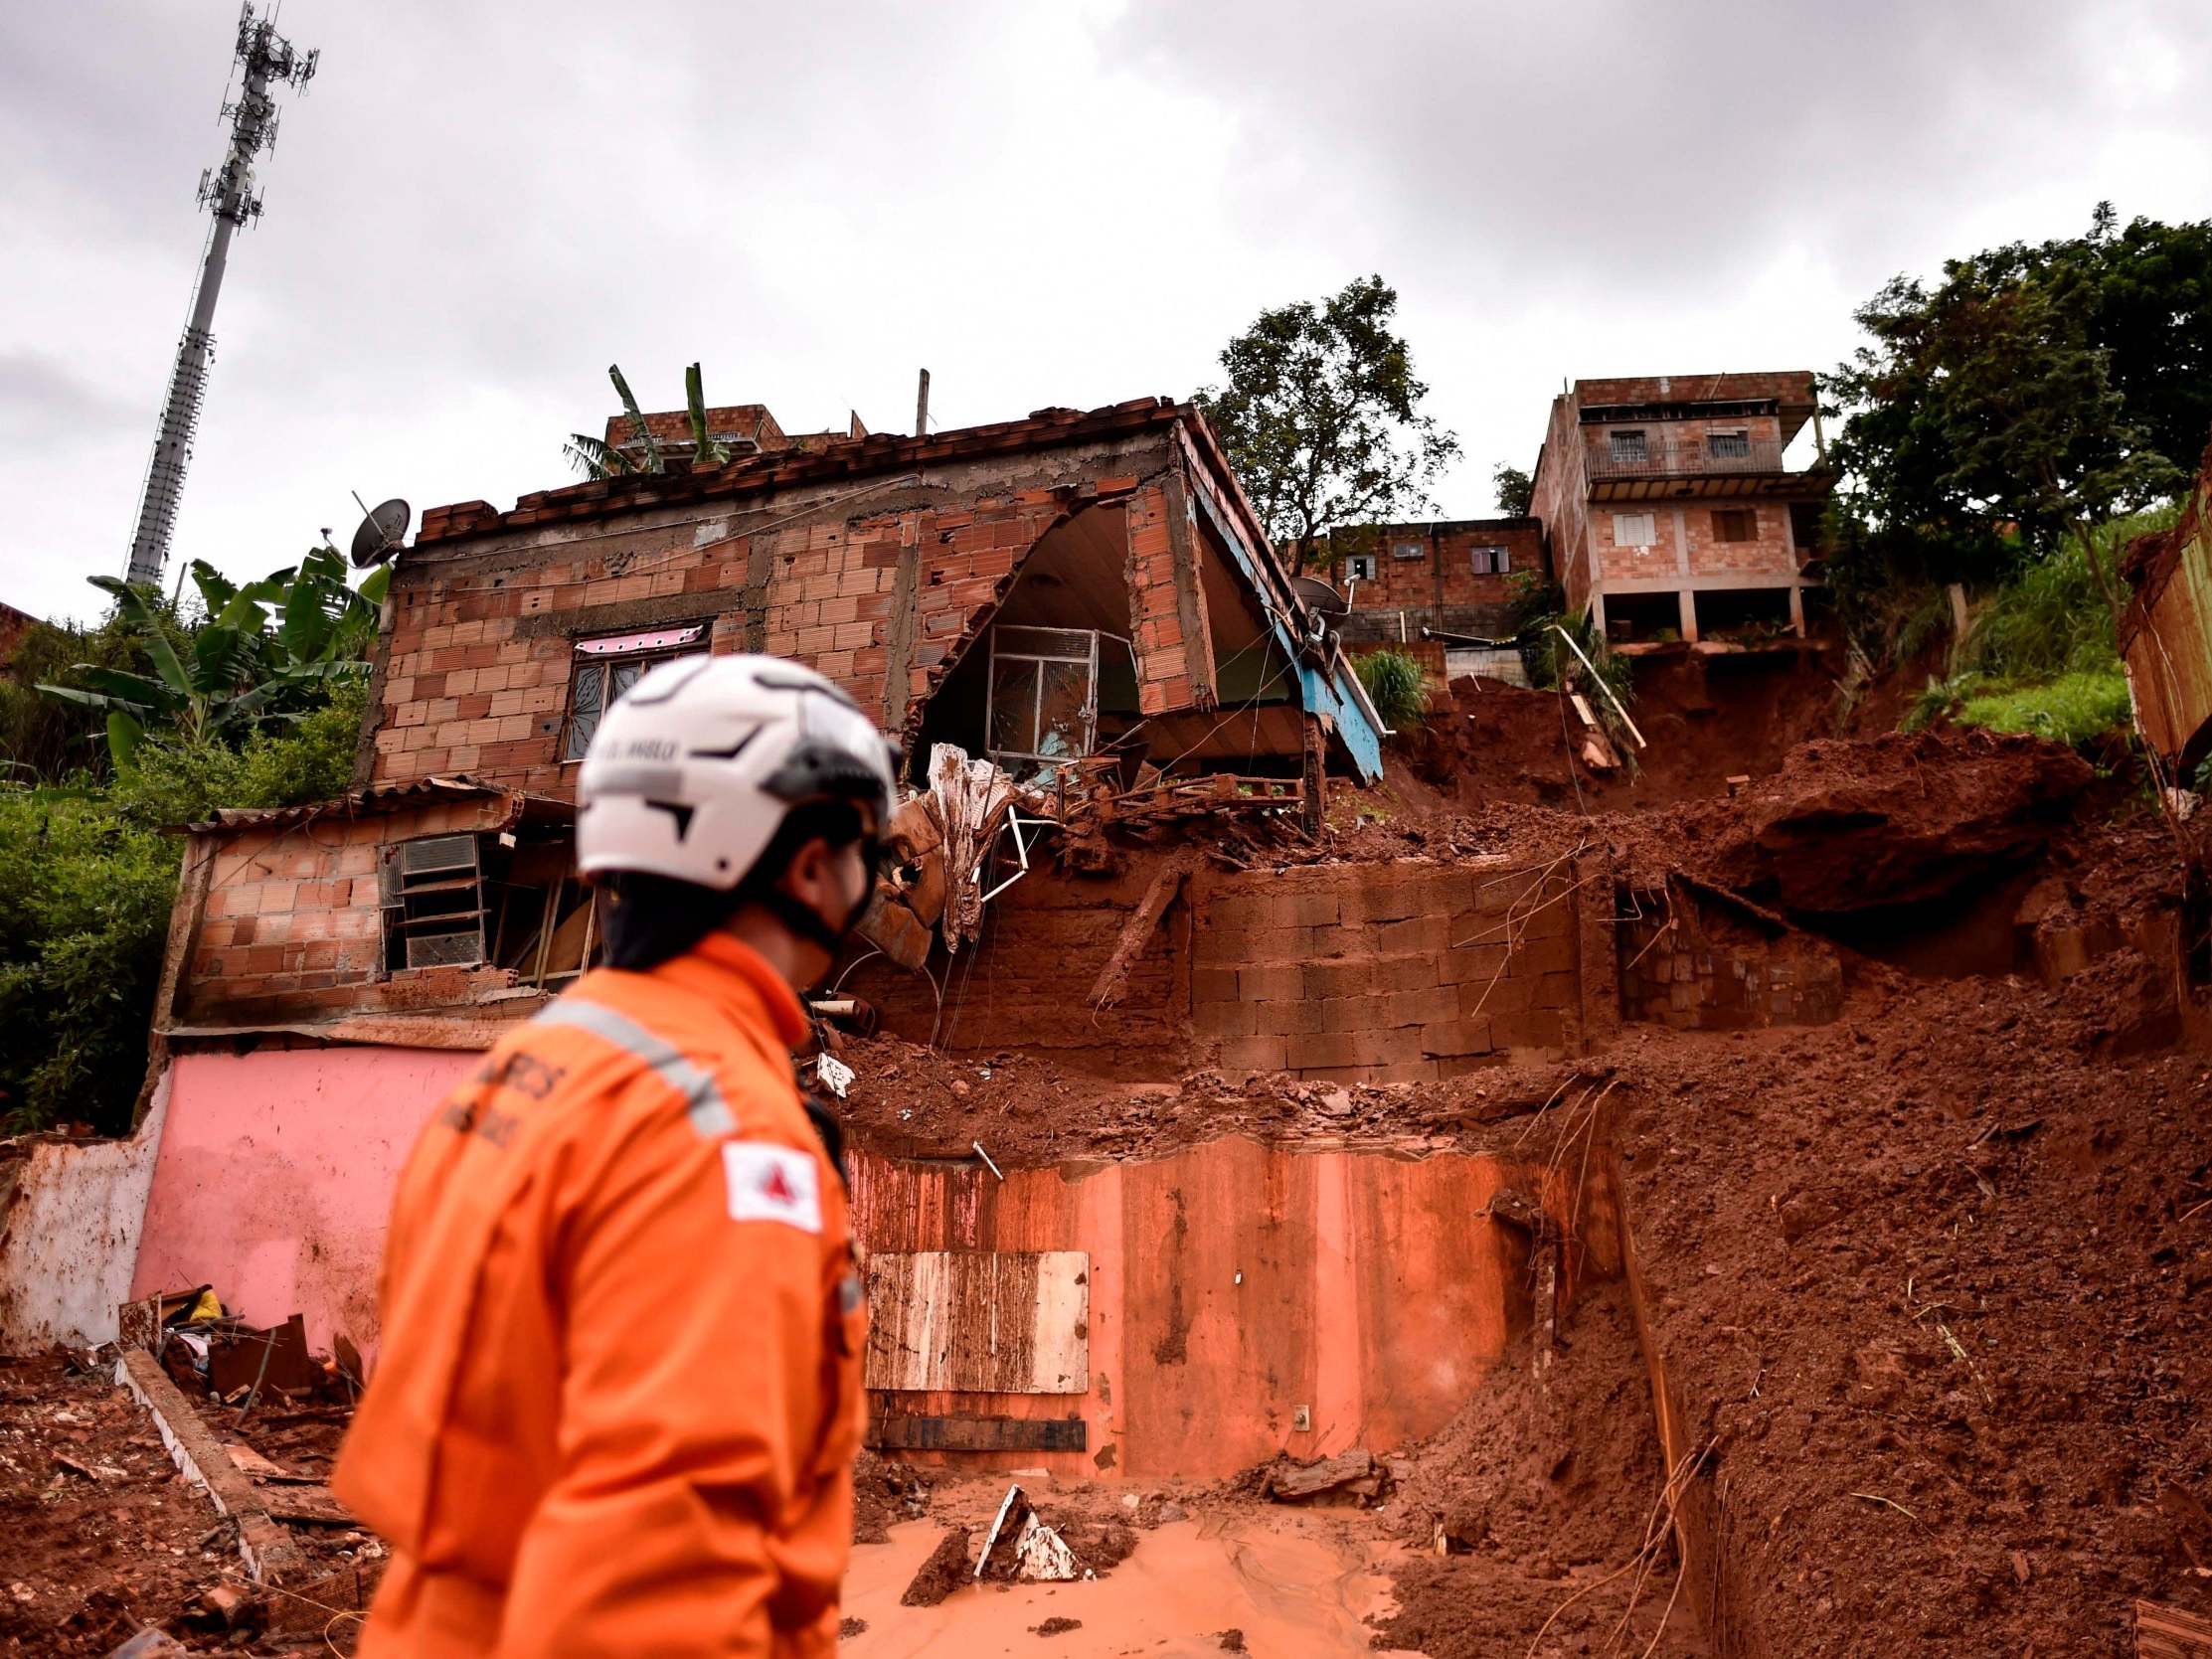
[761,1165,797,1205]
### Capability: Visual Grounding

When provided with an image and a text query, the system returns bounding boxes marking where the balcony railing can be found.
[1586,435,1794,481]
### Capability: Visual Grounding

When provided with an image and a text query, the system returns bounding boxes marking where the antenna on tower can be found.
[122,4,319,591]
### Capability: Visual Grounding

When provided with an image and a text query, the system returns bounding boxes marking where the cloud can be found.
[2,0,2210,623]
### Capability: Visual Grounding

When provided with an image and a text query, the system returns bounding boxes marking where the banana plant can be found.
[565,362,734,478]
[38,554,387,769]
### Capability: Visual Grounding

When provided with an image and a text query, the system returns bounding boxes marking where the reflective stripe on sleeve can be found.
[530,999,739,1138]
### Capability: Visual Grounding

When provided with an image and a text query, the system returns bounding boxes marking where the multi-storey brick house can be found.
[1529,372,1834,645]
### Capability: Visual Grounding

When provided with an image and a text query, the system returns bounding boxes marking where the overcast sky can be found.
[4,1,2209,625]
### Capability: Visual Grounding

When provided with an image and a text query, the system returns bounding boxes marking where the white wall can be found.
[0,1072,169,1350]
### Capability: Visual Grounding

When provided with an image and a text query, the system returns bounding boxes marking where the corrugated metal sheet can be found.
[864,1249,1089,1395]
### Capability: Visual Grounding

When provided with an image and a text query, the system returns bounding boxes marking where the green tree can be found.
[1826,206,2192,636]
[38,551,385,767]
[1492,463,1534,519]
[1196,275,1459,569]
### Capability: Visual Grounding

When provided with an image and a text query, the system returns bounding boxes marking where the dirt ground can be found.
[1609,961,2212,1655]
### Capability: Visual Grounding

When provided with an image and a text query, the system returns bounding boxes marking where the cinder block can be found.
[1302,960,1373,1000]
[1219,1035,1290,1076]
[1238,962,1304,1002]
[1190,965,1240,1004]
[1420,1018,1493,1059]
[1195,1000,1257,1038]
[1319,994,1388,1034]
[1255,999,1323,1037]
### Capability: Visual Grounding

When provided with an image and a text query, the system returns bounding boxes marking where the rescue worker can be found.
[334,655,896,1657]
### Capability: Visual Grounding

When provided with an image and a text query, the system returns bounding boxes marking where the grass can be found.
[1951,669,2134,748]
[1356,648,1430,729]
[1904,506,2176,754]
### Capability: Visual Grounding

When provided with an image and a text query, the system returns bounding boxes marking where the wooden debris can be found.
[2138,1598,2212,1658]
[1088,852,1194,1008]
[1265,1448,1380,1504]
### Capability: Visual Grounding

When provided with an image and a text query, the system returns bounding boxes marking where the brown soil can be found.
[852,1449,931,1546]
[1375,1284,1704,1658]
[1032,1614,1083,1635]
[899,1526,973,1606]
[1608,960,2212,1654]
[1392,647,1857,818]
[0,1352,231,1658]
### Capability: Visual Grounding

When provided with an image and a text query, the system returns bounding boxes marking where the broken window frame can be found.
[378,829,599,987]
[984,624,1099,778]
[560,624,710,762]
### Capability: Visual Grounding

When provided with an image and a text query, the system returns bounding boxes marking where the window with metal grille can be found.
[1706,427,1751,458]
[1711,508,1757,544]
[1344,554,1377,583]
[986,624,1097,778]
[1609,429,1649,462]
[562,624,709,761]
[1613,512,1658,548]
[1469,545,1511,576]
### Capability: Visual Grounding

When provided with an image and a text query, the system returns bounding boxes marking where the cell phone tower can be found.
[123,4,318,590]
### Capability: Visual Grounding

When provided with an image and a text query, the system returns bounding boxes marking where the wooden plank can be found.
[2139,1599,2212,1658]
[864,1250,1089,1395]
[868,1414,1087,1453]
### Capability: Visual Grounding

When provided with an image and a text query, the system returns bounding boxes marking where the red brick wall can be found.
[1336,522,1543,611]
[1531,397,1594,613]
[181,797,518,1023]
[1593,501,1798,586]
[1574,372,1816,412]
[371,449,1195,796]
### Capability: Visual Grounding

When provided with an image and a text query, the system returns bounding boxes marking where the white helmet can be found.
[577,654,898,891]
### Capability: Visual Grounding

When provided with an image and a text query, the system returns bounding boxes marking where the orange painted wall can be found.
[849,1136,1547,1480]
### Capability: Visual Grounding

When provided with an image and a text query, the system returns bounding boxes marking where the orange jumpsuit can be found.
[333,933,865,1657]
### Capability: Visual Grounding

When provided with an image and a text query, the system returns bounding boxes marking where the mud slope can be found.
[1613,960,2212,1655]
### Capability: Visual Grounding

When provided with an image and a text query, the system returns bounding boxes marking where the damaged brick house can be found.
[93,396,1420,1353]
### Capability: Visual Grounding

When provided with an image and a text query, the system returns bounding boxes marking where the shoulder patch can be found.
[723,1142,822,1235]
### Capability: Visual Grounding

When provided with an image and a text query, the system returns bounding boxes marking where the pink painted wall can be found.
[131,1047,473,1356]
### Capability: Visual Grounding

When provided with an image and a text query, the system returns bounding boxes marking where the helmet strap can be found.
[760,871,876,959]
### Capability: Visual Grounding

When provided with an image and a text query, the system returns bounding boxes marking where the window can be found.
[1469,545,1511,576]
[1390,539,1426,561]
[1710,508,1757,544]
[1613,512,1658,548]
[1706,427,1750,458]
[562,625,708,760]
[986,624,1097,779]
[1609,429,1649,462]
[378,831,598,985]
[1344,554,1377,583]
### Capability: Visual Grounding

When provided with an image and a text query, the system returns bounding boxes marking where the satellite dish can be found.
[349,497,411,568]
[1289,574,1350,618]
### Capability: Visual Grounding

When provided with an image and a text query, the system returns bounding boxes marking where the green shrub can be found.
[0,679,369,1135]
[1356,648,1431,729]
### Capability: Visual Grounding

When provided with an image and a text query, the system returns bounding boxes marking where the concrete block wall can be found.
[180,797,515,1023]
[1191,857,1591,1083]
[1617,884,1842,1031]
[845,859,1189,1076]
